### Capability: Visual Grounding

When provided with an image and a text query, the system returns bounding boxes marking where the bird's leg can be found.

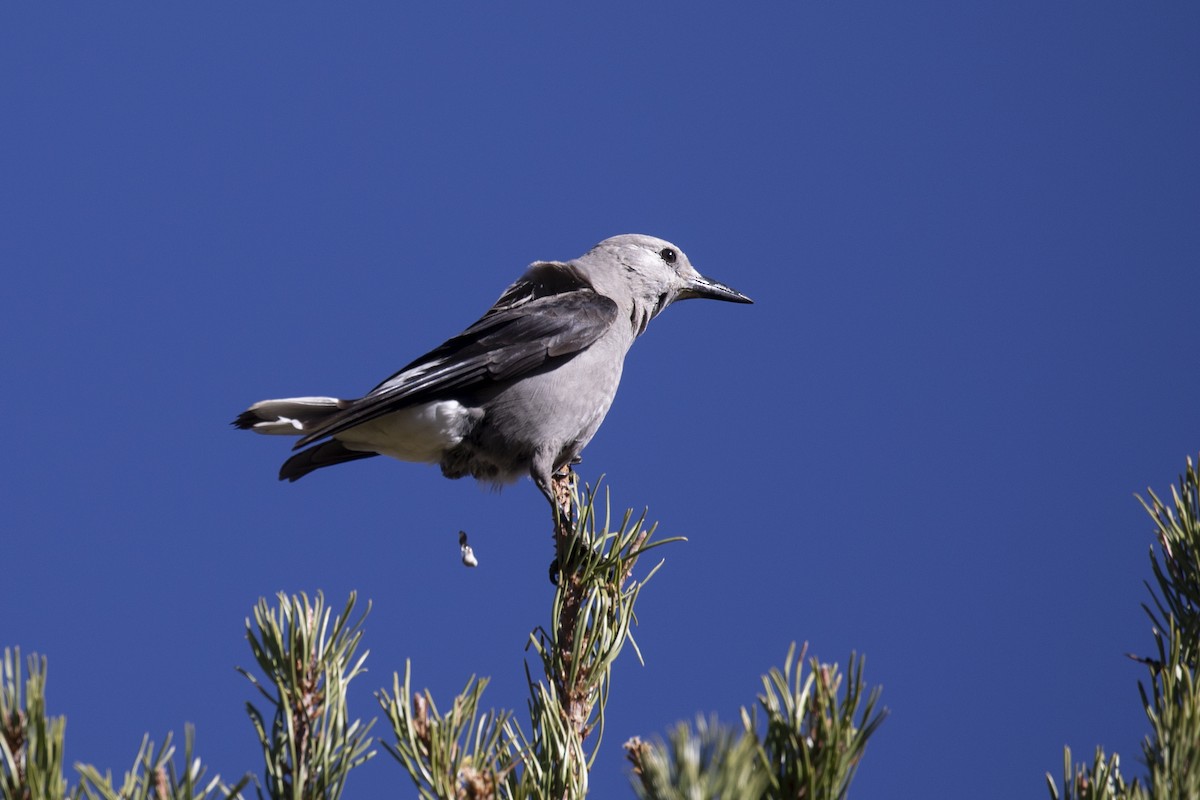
[535,462,577,583]
[550,465,575,528]
[550,467,578,582]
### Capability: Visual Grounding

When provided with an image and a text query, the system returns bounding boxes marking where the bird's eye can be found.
[659,247,677,264]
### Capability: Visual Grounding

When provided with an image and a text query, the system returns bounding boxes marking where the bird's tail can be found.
[232,396,346,435]
[234,396,381,481]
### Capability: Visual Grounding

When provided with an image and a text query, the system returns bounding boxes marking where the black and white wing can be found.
[294,262,618,447]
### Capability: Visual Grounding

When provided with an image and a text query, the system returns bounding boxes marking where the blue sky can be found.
[3,3,1198,797]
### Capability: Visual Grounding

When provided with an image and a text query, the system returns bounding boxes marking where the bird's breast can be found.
[483,336,628,448]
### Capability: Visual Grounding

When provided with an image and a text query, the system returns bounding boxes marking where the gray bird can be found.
[234,234,751,506]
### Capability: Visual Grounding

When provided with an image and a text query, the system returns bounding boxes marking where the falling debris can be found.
[458,530,478,568]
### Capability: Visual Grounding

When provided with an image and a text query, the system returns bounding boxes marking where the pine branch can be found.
[377,664,521,800]
[625,645,886,800]
[529,476,678,798]
[379,477,680,800]
[238,592,375,800]
[1045,746,1142,800]
[1,648,67,800]
[752,644,886,800]
[1049,454,1200,798]
[625,716,769,800]
[2,649,246,800]
[75,727,251,800]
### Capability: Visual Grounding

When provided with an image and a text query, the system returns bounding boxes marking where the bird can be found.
[233,234,752,509]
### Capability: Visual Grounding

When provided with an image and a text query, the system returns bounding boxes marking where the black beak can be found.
[680,273,754,304]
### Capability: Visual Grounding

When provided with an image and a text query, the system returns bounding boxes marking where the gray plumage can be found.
[233,234,751,505]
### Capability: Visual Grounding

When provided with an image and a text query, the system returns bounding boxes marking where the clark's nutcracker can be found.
[234,234,751,506]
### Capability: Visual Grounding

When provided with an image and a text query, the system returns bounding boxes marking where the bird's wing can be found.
[294,262,618,447]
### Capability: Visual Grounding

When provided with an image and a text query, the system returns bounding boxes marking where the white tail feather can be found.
[240,396,344,435]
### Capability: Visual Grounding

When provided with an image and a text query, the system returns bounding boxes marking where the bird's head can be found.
[578,234,752,332]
